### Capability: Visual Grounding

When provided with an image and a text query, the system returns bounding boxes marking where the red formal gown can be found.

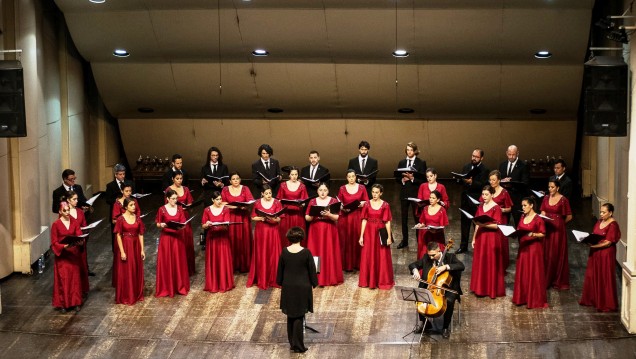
[358,201,395,290]
[155,206,190,297]
[111,198,141,287]
[481,188,514,268]
[70,208,89,295]
[580,220,621,312]
[337,184,369,271]
[166,186,195,276]
[512,215,548,309]
[306,197,343,286]
[113,215,145,305]
[277,181,308,248]
[416,205,449,259]
[540,195,572,290]
[470,204,506,298]
[202,206,235,293]
[221,185,254,273]
[417,182,450,210]
[247,199,283,289]
[51,218,85,309]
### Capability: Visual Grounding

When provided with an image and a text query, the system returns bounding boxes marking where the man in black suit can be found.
[395,142,427,249]
[52,169,88,213]
[161,154,189,190]
[300,150,330,198]
[551,159,573,201]
[347,140,378,196]
[200,146,229,206]
[408,241,464,339]
[498,145,530,225]
[252,144,282,197]
[458,149,489,253]
[105,164,134,208]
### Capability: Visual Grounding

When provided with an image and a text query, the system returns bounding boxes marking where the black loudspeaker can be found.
[583,56,628,137]
[0,61,26,137]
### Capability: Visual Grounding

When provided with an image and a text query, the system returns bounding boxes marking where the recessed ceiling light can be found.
[534,51,552,59]
[398,108,415,114]
[113,49,130,57]
[529,108,547,114]
[392,50,409,58]
[89,0,106,3]
[137,107,154,113]
[252,49,269,56]
[267,108,283,113]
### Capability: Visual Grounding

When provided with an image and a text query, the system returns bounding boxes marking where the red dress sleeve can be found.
[360,185,369,201]
[114,216,124,234]
[111,201,121,221]
[605,221,621,244]
[417,183,426,200]
[491,205,503,225]
[502,190,513,209]
[50,221,65,256]
[418,206,428,224]
[221,187,230,202]
[299,184,308,199]
[137,217,146,235]
[439,184,450,209]
[361,202,369,220]
[251,200,261,218]
[440,207,449,226]
[185,187,193,205]
[155,206,164,224]
[243,186,254,201]
[561,197,572,216]
[134,199,141,216]
[381,202,392,222]
[540,196,548,213]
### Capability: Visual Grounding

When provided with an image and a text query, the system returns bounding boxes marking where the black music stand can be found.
[395,286,436,343]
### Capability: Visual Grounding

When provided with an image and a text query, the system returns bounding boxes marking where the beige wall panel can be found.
[0,153,13,278]
[66,52,85,118]
[18,146,41,239]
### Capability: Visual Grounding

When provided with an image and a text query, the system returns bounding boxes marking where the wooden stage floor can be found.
[1,180,635,358]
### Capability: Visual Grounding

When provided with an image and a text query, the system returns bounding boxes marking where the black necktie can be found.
[311,166,316,180]
[507,162,513,177]
[407,159,412,168]
[118,181,122,190]
[361,159,366,173]
[213,164,217,174]
[265,161,270,171]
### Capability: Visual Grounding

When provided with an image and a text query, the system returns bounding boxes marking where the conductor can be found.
[408,241,464,339]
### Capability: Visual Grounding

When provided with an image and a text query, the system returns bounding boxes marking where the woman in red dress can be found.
[67,191,89,295]
[222,171,255,273]
[540,179,572,290]
[166,170,195,276]
[248,185,284,289]
[358,184,394,290]
[201,191,234,293]
[337,169,368,271]
[113,198,146,305]
[580,203,621,312]
[487,170,513,268]
[414,190,449,259]
[470,185,505,298]
[155,189,190,297]
[51,201,85,313]
[305,183,343,286]
[512,197,548,309]
[111,183,140,286]
[417,168,450,213]
[277,167,309,248]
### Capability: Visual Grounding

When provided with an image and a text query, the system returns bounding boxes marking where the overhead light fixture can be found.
[267,108,283,113]
[392,49,409,58]
[398,108,414,114]
[113,49,130,57]
[252,49,269,56]
[89,0,106,3]
[534,50,552,59]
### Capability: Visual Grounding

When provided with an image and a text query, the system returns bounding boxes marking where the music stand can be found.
[395,286,436,344]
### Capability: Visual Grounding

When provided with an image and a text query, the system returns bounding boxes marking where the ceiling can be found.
[54,0,595,119]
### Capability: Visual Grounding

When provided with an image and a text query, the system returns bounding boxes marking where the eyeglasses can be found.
[65,177,77,182]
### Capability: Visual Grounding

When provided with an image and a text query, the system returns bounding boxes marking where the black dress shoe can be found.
[442,328,451,339]
[455,248,467,254]
[397,242,409,249]
[60,308,67,314]
[88,271,96,277]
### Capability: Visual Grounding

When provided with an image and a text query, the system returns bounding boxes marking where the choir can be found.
[48,142,620,325]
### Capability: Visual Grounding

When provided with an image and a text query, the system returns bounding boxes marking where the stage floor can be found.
[1,180,634,358]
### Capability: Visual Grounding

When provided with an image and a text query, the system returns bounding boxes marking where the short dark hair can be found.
[262,184,272,193]
[426,241,440,251]
[474,148,485,157]
[62,169,75,179]
[309,150,319,156]
[123,197,135,210]
[358,140,370,149]
[165,188,178,198]
[171,169,183,179]
[286,227,305,244]
[172,154,183,162]
[482,185,495,194]
[258,144,274,157]
[405,142,419,156]
[602,203,615,212]
[522,196,537,210]
[426,168,437,176]
[554,159,567,168]
[549,179,561,189]
[120,182,132,192]
[489,170,501,180]
[430,190,442,200]
[211,191,222,200]
[371,183,384,193]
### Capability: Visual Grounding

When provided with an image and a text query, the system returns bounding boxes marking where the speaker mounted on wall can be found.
[0,60,26,137]
[583,56,628,137]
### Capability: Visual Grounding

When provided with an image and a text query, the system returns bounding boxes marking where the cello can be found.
[416,239,456,318]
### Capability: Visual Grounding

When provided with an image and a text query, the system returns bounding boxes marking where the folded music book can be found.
[166,215,195,229]
[206,221,242,226]
[466,194,480,205]
[531,190,545,198]
[308,202,341,217]
[379,227,390,246]
[393,168,426,180]
[280,197,313,206]
[412,225,445,230]
[60,233,89,246]
[227,199,257,206]
[313,256,320,273]
[206,174,229,182]
[451,166,480,179]
[355,170,379,180]
[81,219,104,231]
[255,207,286,218]
[301,172,331,184]
[459,208,496,224]
[498,225,529,238]
[341,200,362,211]
[572,230,604,245]
[499,180,528,191]
[178,199,203,208]
[139,211,151,219]
[406,197,430,206]
[85,193,101,206]
[131,193,151,199]
[257,171,278,183]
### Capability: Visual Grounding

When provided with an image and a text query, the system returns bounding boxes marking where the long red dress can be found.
[202,205,235,293]
[111,198,141,287]
[306,197,343,286]
[540,195,572,290]
[580,220,621,312]
[417,182,450,210]
[277,181,308,247]
[155,205,190,297]
[358,201,394,290]
[470,204,506,298]
[416,205,449,259]
[222,185,254,273]
[481,188,513,268]
[166,186,195,276]
[512,214,548,308]
[247,199,284,289]
[70,208,89,295]
[113,215,145,305]
[337,184,369,271]
[51,218,85,309]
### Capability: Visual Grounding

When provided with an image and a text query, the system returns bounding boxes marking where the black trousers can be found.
[400,200,418,244]
[460,200,477,250]
[287,315,306,351]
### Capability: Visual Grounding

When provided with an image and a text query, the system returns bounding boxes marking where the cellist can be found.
[408,241,464,339]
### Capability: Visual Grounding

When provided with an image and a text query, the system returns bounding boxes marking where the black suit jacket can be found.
[347,156,378,188]
[201,162,229,205]
[408,252,464,302]
[252,158,282,195]
[161,168,189,191]
[52,184,87,213]
[300,164,331,197]
[105,179,134,207]
[551,174,573,200]
[498,160,530,185]
[395,157,427,198]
